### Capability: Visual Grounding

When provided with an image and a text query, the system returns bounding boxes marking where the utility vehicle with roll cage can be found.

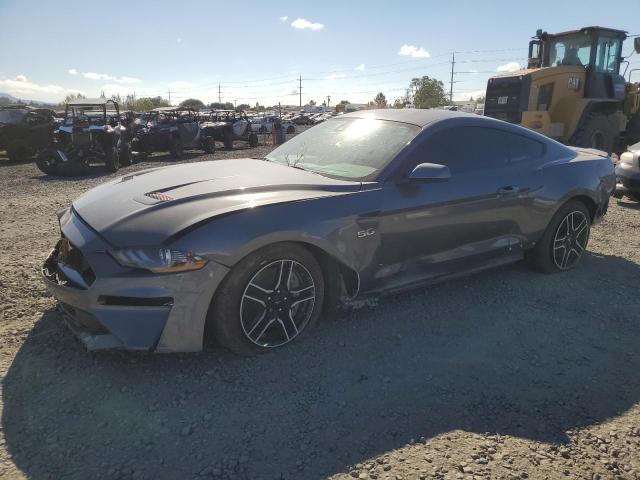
[0,105,57,163]
[35,98,132,176]
[130,107,215,159]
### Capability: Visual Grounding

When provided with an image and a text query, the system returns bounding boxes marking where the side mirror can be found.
[635,37,640,54]
[407,163,451,183]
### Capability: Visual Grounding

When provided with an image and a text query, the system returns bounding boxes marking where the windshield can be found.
[265,116,420,180]
[0,109,28,124]
[549,33,591,67]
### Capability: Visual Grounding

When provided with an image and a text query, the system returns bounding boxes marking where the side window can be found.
[504,132,544,163]
[425,127,510,174]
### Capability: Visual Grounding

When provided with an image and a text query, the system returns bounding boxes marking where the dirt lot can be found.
[0,143,639,480]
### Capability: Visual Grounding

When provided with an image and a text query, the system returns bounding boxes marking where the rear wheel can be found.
[573,113,615,154]
[203,136,216,154]
[525,200,591,273]
[286,125,295,134]
[209,243,325,355]
[7,141,30,163]
[104,147,120,173]
[223,131,234,151]
[169,136,184,159]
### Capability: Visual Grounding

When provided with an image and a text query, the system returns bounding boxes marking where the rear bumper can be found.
[614,164,640,197]
[42,209,230,352]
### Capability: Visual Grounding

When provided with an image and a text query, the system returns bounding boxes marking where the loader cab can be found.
[529,27,628,100]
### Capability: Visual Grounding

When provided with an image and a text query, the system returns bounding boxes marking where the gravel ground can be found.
[0,141,639,480]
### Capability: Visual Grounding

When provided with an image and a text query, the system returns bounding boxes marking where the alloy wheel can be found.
[552,210,589,270]
[240,259,316,348]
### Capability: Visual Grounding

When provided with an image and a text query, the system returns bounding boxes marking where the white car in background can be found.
[251,116,296,134]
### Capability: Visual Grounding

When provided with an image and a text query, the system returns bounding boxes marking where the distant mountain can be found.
[0,92,56,107]
[0,92,19,103]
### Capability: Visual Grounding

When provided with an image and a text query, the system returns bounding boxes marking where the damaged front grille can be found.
[43,236,96,289]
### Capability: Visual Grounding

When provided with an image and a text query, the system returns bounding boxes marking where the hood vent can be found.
[145,191,174,202]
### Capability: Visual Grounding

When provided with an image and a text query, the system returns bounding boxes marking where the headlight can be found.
[109,247,207,273]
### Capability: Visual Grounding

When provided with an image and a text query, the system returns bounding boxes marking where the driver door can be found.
[371,126,525,292]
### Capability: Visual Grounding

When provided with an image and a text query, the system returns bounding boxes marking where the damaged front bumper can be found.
[41,209,229,352]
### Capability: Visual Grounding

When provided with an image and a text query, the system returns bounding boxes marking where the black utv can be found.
[36,98,132,176]
[0,105,56,162]
[199,110,258,150]
[130,107,215,159]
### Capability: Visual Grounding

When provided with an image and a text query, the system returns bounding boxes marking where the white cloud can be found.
[0,75,84,101]
[325,73,347,80]
[496,62,522,72]
[82,71,142,83]
[355,63,365,71]
[280,16,288,22]
[291,18,324,31]
[68,68,78,76]
[453,89,486,102]
[398,44,430,58]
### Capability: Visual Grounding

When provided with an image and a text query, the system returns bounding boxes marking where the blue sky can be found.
[1,0,639,106]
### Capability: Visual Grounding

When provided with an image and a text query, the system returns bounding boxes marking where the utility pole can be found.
[278,101,281,118]
[449,52,455,105]
[168,89,171,105]
[218,82,221,104]
[326,95,331,109]
[299,75,302,109]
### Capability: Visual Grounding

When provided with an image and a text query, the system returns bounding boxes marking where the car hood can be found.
[73,158,361,246]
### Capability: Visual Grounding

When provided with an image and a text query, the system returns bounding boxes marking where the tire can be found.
[223,131,233,151]
[203,136,216,154]
[573,113,616,154]
[169,136,184,159]
[119,142,132,166]
[35,148,59,175]
[7,141,31,163]
[209,243,325,355]
[525,200,591,273]
[248,133,258,148]
[286,125,295,134]
[104,146,120,173]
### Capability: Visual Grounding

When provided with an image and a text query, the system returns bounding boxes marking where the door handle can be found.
[497,186,520,195]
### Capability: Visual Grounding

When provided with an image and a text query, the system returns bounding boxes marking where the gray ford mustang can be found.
[42,110,615,354]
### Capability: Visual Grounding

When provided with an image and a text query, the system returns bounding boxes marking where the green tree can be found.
[407,76,448,109]
[393,98,404,109]
[335,100,350,113]
[475,95,486,104]
[309,100,316,106]
[374,92,387,108]
[235,103,250,112]
[179,98,205,110]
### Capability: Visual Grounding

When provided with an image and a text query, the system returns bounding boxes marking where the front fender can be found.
[174,188,383,283]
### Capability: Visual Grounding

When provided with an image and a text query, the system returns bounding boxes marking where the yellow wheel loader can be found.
[484,26,640,154]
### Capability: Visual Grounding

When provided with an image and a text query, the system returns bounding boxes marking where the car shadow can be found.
[3,252,640,479]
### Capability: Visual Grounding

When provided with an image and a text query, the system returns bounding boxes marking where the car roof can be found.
[341,108,482,127]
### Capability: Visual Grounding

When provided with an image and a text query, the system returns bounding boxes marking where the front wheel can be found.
[35,148,59,175]
[209,243,325,355]
[525,200,591,273]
